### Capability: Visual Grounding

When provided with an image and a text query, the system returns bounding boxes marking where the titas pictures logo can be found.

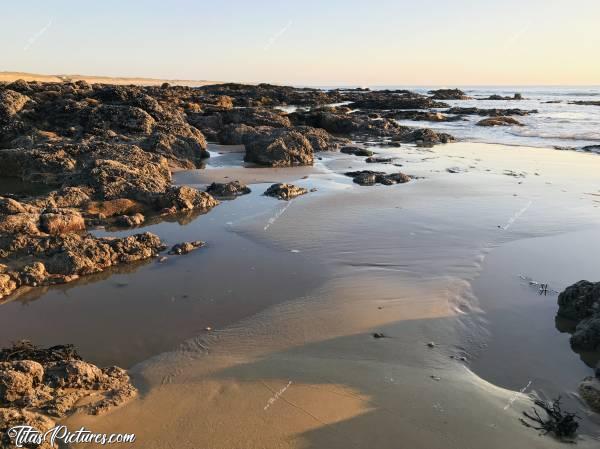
[7,425,136,447]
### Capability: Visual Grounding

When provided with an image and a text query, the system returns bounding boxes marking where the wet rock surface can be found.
[345,170,411,186]
[476,116,523,127]
[168,240,205,255]
[206,181,251,198]
[264,183,308,200]
[557,281,600,411]
[0,341,136,445]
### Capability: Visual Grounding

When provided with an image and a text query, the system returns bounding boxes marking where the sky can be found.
[1,0,599,86]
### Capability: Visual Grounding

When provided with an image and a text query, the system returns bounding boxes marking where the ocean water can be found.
[359,86,600,150]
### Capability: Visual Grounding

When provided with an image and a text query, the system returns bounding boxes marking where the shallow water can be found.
[3,140,600,443]
[380,86,600,149]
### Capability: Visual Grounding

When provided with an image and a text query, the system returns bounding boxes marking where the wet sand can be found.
[54,142,600,447]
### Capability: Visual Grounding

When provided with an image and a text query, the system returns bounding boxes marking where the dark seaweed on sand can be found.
[520,396,580,441]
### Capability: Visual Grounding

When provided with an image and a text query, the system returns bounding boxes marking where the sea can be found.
[331,86,600,151]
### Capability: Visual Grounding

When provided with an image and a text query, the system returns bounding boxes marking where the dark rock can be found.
[557,281,600,321]
[244,129,314,167]
[264,183,308,200]
[345,170,411,186]
[476,116,523,127]
[115,213,145,227]
[340,146,374,157]
[206,181,251,198]
[168,240,205,255]
[365,157,393,163]
[429,88,470,100]
[445,107,536,117]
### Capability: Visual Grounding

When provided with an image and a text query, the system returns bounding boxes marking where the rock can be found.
[244,129,314,167]
[429,88,470,100]
[0,89,30,124]
[345,170,411,186]
[394,128,455,145]
[365,157,393,163]
[18,262,47,286]
[445,107,536,116]
[39,209,85,235]
[0,341,137,423]
[0,274,19,300]
[168,240,205,255]
[373,333,386,339]
[579,377,600,412]
[264,183,308,200]
[476,116,523,126]
[44,232,165,276]
[557,281,600,321]
[0,408,56,449]
[206,181,251,198]
[295,126,348,152]
[46,360,103,388]
[570,316,600,351]
[85,198,142,218]
[340,146,374,157]
[159,186,219,212]
[115,213,145,227]
[569,101,600,107]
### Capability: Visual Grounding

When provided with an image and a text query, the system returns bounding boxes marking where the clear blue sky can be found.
[1,0,599,85]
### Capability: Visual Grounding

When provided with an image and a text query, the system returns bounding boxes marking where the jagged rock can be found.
[264,183,308,200]
[0,90,30,124]
[476,116,523,126]
[340,146,374,157]
[0,341,137,425]
[115,213,145,227]
[558,281,600,320]
[244,129,314,167]
[394,128,455,145]
[39,209,85,235]
[571,316,600,351]
[0,274,18,300]
[295,126,348,151]
[18,262,47,286]
[579,377,600,412]
[206,181,251,198]
[159,186,219,212]
[44,232,165,276]
[168,240,205,255]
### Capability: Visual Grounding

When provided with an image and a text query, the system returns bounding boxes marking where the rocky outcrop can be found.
[206,181,251,198]
[0,340,136,440]
[557,280,600,352]
[264,183,308,200]
[558,281,600,321]
[244,129,314,167]
[476,116,523,127]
